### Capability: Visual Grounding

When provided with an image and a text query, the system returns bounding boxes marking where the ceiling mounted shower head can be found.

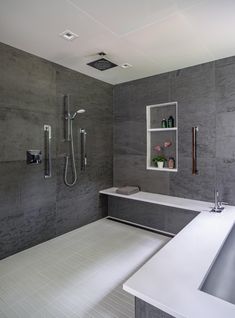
[87,52,118,71]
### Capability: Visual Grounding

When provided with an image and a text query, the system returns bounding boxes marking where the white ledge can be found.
[101,187,235,317]
[99,187,213,213]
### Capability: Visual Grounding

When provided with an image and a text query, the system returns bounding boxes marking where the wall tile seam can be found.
[0,105,57,115]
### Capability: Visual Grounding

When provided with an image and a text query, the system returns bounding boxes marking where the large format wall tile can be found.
[114,59,235,204]
[108,197,198,235]
[0,161,22,220]
[56,190,106,236]
[170,156,216,202]
[0,42,113,260]
[20,161,57,211]
[0,43,56,114]
[55,65,113,239]
[114,73,171,122]
[215,56,235,113]
[113,72,171,195]
[114,120,145,155]
[0,107,56,162]
[215,57,235,204]
[136,298,174,318]
[171,63,216,160]
[114,154,170,194]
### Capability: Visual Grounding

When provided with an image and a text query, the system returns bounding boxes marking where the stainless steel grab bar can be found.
[80,128,87,171]
[44,124,52,178]
[192,126,199,175]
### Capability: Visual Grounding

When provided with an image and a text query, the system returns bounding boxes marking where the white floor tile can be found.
[0,218,169,317]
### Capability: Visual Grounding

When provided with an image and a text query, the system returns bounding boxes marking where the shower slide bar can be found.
[80,128,87,171]
[44,124,52,178]
[192,126,199,175]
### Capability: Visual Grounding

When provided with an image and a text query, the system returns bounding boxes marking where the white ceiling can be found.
[0,0,235,84]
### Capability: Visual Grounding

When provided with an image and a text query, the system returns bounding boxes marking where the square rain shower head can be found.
[87,58,118,71]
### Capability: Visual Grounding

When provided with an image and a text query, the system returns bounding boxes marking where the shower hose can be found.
[64,119,77,187]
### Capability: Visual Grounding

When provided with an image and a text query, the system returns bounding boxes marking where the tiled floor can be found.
[0,218,170,317]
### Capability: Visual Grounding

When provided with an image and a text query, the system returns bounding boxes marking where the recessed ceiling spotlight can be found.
[120,63,132,69]
[60,30,78,41]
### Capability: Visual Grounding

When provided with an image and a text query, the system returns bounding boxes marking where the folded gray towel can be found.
[116,186,140,195]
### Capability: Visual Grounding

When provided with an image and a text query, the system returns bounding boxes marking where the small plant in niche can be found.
[153,140,172,169]
[152,155,167,169]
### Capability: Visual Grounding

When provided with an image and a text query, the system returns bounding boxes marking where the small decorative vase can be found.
[168,157,175,169]
[157,161,164,169]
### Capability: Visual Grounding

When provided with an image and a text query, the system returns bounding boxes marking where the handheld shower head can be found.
[71,109,86,119]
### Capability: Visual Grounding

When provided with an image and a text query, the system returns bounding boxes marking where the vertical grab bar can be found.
[80,128,87,171]
[44,124,52,178]
[192,126,199,175]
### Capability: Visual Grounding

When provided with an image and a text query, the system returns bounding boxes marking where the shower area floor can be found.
[0,218,169,318]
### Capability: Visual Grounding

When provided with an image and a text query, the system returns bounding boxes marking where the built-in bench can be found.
[100,187,210,236]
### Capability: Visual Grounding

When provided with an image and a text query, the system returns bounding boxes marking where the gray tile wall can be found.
[113,57,235,204]
[0,42,113,259]
[135,298,175,318]
[108,197,198,235]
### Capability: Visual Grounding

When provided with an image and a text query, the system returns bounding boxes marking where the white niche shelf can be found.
[146,102,178,172]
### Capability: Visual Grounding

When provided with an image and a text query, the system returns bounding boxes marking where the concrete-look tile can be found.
[114,120,145,155]
[0,107,56,162]
[113,154,170,195]
[216,111,235,163]
[178,110,216,159]
[216,111,235,138]
[0,214,25,260]
[0,168,56,260]
[108,196,197,235]
[108,197,164,231]
[23,203,57,249]
[171,62,215,114]
[113,61,218,204]
[56,190,103,236]
[136,297,174,318]
[0,42,113,260]
[170,156,216,202]
[20,161,57,211]
[0,161,22,220]
[164,208,198,234]
[214,57,235,203]
[215,55,235,113]
[216,158,235,205]
[0,42,56,114]
[114,72,170,122]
